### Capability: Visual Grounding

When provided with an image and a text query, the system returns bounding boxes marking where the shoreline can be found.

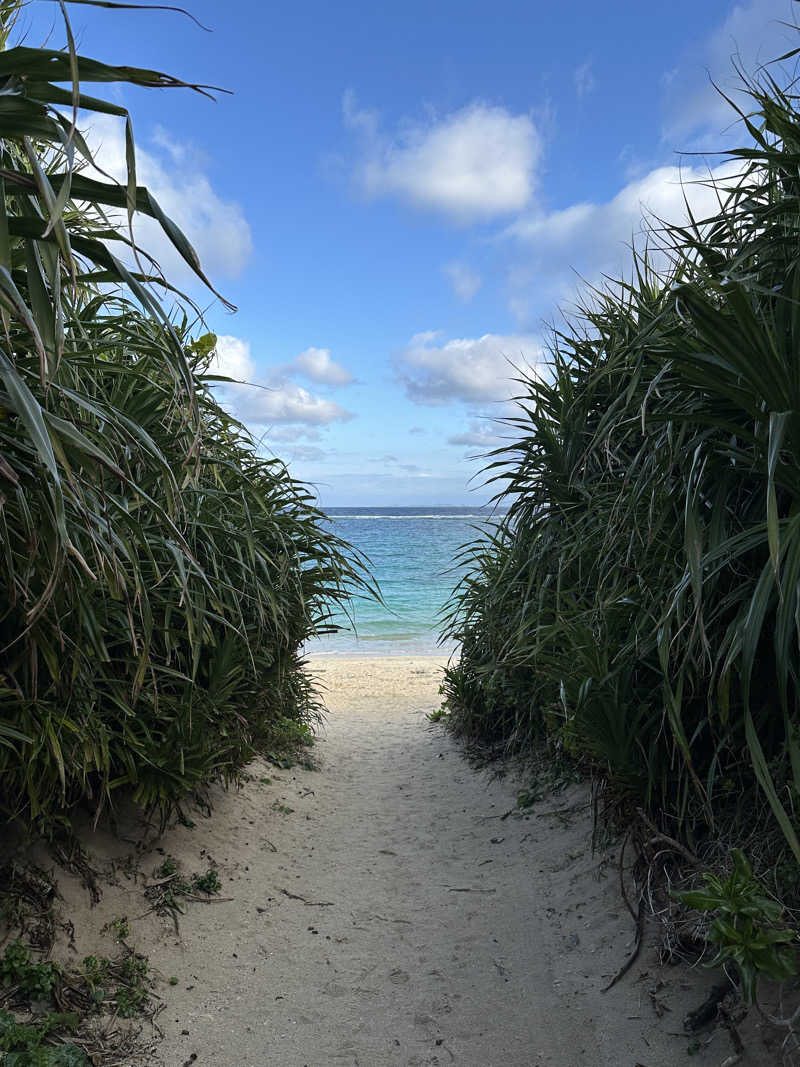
[308,649,456,663]
[305,640,459,660]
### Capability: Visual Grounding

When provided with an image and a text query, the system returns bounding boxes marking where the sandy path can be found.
[51,656,775,1065]
[140,656,748,1067]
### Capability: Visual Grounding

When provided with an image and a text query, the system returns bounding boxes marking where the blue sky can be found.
[20,0,800,505]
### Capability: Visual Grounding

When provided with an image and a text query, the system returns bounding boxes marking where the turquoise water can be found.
[306,506,497,657]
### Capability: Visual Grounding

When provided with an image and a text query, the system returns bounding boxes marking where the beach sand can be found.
[27,656,786,1066]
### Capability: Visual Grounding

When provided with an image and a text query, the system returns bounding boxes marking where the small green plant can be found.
[103,917,130,943]
[426,707,449,723]
[673,849,798,1002]
[0,1008,87,1066]
[146,857,220,921]
[77,951,150,1018]
[271,802,294,816]
[120,953,148,987]
[114,954,150,1018]
[79,956,110,1004]
[516,786,543,810]
[168,976,179,986]
[191,869,220,895]
[115,984,147,1019]
[153,855,193,909]
[263,717,317,769]
[0,942,59,1000]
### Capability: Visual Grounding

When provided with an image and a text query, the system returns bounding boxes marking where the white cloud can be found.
[397,330,542,405]
[443,261,482,302]
[344,92,542,221]
[504,161,739,324]
[210,334,254,382]
[287,445,328,463]
[662,0,797,144]
[236,384,352,426]
[289,347,354,385]
[447,420,504,449]
[574,62,596,99]
[209,335,353,428]
[84,114,253,287]
[266,425,322,443]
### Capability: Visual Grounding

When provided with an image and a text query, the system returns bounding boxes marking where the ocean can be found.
[306,506,498,657]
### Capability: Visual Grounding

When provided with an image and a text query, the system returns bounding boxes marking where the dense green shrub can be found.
[442,40,800,859]
[0,1,366,823]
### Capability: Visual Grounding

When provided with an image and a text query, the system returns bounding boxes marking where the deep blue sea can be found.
[306,506,499,657]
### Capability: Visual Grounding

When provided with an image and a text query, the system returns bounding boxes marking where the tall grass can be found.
[442,40,800,859]
[0,0,367,824]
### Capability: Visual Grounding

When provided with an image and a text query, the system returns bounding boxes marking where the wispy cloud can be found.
[488,4,789,328]
[343,92,542,221]
[443,260,482,302]
[447,420,503,449]
[661,0,797,144]
[574,61,595,99]
[287,445,328,463]
[267,425,323,443]
[397,330,542,405]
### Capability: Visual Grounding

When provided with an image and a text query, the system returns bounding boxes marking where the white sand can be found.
[36,656,784,1065]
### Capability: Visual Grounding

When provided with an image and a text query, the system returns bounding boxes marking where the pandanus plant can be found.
[0,0,368,822]
[442,29,800,861]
